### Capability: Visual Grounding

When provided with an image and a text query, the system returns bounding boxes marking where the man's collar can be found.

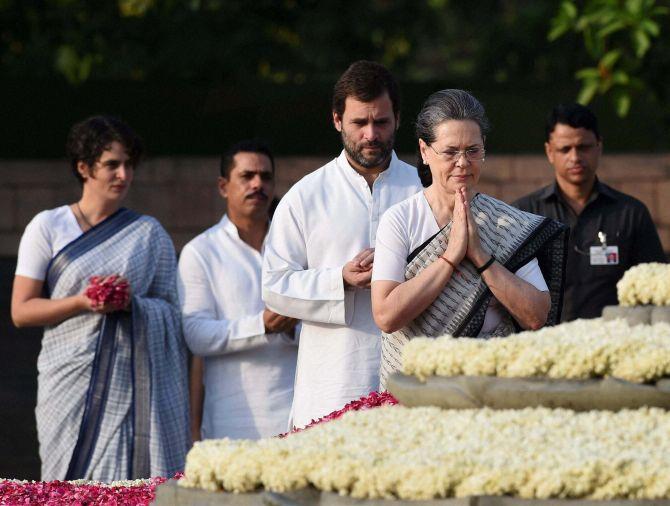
[220,213,270,249]
[592,179,617,200]
[538,182,559,201]
[220,214,240,240]
[337,149,397,177]
[541,177,616,203]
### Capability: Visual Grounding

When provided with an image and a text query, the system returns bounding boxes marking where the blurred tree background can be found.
[1,0,669,157]
[550,0,669,117]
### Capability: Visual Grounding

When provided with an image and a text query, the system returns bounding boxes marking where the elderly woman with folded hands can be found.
[371,89,567,388]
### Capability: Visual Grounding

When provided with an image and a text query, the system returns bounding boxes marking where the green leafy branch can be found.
[549,0,668,116]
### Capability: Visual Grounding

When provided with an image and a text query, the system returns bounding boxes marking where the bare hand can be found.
[443,188,468,265]
[263,309,298,334]
[343,248,375,289]
[463,188,488,266]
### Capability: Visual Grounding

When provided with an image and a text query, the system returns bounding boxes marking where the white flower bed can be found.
[181,406,670,500]
[402,319,670,383]
[618,262,670,306]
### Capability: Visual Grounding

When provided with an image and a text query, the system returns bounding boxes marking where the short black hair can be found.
[220,139,275,178]
[332,60,400,119]
[66,115,143,184]
[546,103,601,142]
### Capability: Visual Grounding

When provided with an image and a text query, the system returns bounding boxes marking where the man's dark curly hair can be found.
[332,60,400,119]
[66,115,144,183]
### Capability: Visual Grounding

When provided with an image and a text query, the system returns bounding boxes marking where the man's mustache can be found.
[245,190,269,200]
[361,141,383,149]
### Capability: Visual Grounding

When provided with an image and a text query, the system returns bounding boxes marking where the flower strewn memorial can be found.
[174,263,670,503]
[3,263,670,504]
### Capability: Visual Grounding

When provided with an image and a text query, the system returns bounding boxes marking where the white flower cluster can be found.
[181,406,670,500]
[402,319,670,383]
[617,262,670,306]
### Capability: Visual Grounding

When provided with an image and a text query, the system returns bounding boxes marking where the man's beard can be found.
[341,130,394,169]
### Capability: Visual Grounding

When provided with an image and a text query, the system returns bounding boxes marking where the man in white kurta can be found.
[262,61,422,428]
[179,141,298,439]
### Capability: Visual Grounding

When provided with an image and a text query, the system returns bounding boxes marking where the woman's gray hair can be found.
[415,89,490,186]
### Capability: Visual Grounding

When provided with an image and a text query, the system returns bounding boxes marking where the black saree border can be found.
[407,228,442,264]
[502,217,568,326]
[454,217,568,337]
[44,208,141,297]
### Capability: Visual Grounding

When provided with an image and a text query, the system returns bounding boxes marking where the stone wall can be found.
[1,154,669,255]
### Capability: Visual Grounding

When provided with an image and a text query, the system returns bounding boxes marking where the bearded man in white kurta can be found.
[179,141,298,440]
[262,61,422,428]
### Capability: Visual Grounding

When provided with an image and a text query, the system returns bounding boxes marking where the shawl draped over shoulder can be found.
[380,194,568,389]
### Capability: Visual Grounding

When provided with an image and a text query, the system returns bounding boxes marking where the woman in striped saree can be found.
[371,90,567,389]
[11,116,189,481]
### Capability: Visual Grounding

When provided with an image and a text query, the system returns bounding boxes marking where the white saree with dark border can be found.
[379,194,568,389]
[37,208,190,481]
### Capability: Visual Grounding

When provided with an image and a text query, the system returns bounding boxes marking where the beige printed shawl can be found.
[379,193,567,389]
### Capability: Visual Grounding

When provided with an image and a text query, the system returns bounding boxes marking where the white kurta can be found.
[262,150,423,428]
[178,215,298,440]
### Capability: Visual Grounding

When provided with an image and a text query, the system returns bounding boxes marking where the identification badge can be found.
[589,246,619,265]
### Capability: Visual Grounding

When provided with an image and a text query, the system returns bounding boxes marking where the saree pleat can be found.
[65,313,121,480]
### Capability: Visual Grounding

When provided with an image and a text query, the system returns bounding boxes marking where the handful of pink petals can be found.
[85,275,130,310]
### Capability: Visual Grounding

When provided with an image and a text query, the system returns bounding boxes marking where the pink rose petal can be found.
[0,474,180,505]
[280,390,398,437]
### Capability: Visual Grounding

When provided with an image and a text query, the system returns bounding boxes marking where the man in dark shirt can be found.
[514,103,666,321]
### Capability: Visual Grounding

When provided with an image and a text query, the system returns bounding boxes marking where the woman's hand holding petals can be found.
[84,274,131,313]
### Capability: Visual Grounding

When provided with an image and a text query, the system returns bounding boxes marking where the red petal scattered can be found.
[0,393,395,502]
[279,390,398,437]
[0,474,182,505]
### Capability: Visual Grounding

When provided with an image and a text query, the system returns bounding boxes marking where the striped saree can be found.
[379,194,567,389]
[37,208,190,481]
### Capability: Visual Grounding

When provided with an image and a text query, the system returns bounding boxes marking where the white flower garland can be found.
[181,406,670,500]
[617,262,670,306]
[401,319,670,383]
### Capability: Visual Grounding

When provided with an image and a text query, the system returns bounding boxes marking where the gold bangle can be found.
[438,256,457,271]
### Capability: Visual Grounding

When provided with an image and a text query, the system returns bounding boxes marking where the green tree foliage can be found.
[549,0,669,116]
[1,0,574,87]
[4,1,669,156]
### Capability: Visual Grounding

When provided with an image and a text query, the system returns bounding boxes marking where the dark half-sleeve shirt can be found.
[513,179,666,321]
